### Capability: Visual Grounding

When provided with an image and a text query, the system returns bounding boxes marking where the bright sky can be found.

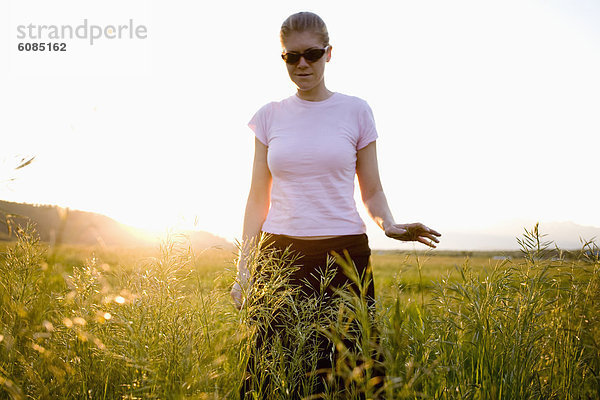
[1,0,599,249]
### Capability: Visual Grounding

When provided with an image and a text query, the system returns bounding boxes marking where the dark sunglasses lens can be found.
[282,48,326,64]
[282,53,301,64]
[304,48,325,62]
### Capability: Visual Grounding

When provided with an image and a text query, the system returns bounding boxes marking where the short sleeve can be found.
[248,103,271,146]
[356,101,378,150]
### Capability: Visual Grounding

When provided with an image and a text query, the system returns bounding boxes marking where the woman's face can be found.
[282,31,331,94]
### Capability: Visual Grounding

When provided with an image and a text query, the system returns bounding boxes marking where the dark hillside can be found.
[0,200,233,250]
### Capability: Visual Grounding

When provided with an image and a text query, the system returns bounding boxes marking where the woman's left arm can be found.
[356,141,441,248]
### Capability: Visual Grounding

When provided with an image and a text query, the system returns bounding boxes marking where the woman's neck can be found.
[296,85,333,102]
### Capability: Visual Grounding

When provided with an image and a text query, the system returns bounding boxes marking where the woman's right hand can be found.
[231,262,252,310]
[230,281,244,310]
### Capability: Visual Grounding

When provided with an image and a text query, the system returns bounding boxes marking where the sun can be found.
[102,207,196,237]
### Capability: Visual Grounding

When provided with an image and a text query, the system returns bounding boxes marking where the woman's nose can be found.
[297,56,310,67]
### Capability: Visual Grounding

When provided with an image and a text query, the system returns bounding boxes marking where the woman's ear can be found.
[326,45,332,62]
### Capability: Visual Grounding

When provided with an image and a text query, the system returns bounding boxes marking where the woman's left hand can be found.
[385,222,441,248]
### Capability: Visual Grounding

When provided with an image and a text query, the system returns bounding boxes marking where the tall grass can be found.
[1,224,599,399]
[1,226,240,399]
[382,225,600,399]
[237,236,331,399]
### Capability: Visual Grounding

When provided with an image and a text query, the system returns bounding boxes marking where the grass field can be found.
[1,225,599,399]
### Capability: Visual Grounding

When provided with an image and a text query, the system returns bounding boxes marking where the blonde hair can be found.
[280,12,330,47]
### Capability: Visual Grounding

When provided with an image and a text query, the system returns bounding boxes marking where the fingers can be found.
[421,232,440,244]
[231,291,242,310]
[416,236,438,248]
[414,225,441,248]
[428,228,442,237]
[389,222,441,247]
[231,282,245,310]
[408,223,441,237]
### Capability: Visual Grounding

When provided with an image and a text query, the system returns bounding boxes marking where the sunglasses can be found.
[281,46,329,64]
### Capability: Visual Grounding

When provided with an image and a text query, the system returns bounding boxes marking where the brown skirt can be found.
[259,232,374,301]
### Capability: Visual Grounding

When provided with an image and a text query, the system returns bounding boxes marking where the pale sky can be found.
[1,0,599,249]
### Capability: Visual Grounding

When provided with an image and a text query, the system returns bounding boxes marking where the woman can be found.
[232,11,441,398]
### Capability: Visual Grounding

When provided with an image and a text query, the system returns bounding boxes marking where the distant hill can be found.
[367,220,600,251]
[433,221,600,251]
[0,200,234,251]
[540,221,600,248]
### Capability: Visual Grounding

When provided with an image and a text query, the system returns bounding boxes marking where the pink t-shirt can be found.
[248,92,378,236]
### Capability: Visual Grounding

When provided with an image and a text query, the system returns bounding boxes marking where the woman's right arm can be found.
[231,138,271,309]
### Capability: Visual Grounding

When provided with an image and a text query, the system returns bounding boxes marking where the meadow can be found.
[0,225,599,399]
